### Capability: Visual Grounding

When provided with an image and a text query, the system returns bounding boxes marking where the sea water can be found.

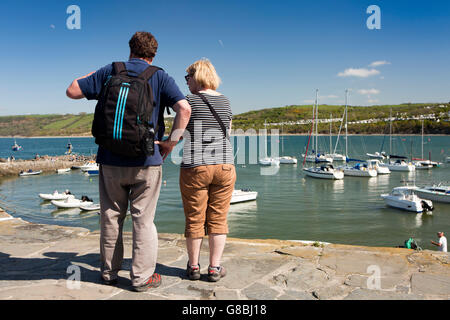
[0,135,449,250]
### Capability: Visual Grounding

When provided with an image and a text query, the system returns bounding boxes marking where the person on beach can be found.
[431,231,447,252]
[160,59,235,281]
[66,31,191,292]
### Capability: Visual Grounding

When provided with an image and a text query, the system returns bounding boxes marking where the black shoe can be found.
[132,273,162,292]
[101,276,118,286]
[186,262,201,280]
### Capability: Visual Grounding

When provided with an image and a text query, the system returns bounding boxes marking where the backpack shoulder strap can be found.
[138,65,162,81]
[112,62,127,75]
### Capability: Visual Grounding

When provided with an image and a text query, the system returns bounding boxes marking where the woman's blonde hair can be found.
[186,58,221,90]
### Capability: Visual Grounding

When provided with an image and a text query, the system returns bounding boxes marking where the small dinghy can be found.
[39,190,72,201]
[56,168,71,174]
[51,195,93,209]
[19,170,42,177]
[79,203,100,211]
[230,189,258,204]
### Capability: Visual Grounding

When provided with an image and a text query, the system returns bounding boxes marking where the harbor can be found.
[0,136,449,251]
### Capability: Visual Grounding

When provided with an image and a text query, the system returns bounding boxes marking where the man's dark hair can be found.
[129,31,158,59]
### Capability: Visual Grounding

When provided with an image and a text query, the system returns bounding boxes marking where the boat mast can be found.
[330,113,332,155]
[345,89,348,157]
[315,89,319,155]
[421,119,424,159]
[389,108,392,155]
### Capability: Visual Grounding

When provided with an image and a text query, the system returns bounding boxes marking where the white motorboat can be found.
[366,152,388,160]
[303,163,344,180]
[259,157,280,166]
[80,203,101,211]
[380,159,415,172]
[414,185,450,203]
[56,168,71,174]
[413,161,433,170]
[230,189,258,204]
[339,162,377,177]
[278,156,297,164]
[80,162,99,172]
[381,186,434,213]
[51,195,93,209]
[39,190,71,201]
[19,170,42,176]
[366,159,390,174]
[446,156,450,163]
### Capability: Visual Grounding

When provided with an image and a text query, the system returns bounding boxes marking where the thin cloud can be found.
[369,60,390,67]
[358,89,380,95]
[338,68,380,78]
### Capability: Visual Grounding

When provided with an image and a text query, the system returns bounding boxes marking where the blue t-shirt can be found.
[78,58,185,167]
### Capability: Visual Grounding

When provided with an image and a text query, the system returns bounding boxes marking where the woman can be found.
[180,59,236,282]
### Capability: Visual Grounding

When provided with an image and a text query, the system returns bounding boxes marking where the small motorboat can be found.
[278,156,298,164]
[56,168,71,174]
[258,157,280,166]
[12,139,22,151]
[379,157,415,172]
[303,163,344,180]
[39,190,72,200]
[80,203,100,211]
[51,195,93,209]
[381,186,434,213]
[413,161,433,170]
[19,170,42,177]
[414,184,450,203]
[230,189,258,204]
[85,169,99,176]
[80,162,99,172]
[366,159,390,174]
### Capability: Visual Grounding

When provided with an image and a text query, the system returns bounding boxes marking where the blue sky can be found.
[0,0,449,116]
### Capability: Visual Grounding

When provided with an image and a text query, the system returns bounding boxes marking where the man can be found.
[431,232,447,253]
[66,31,191,291]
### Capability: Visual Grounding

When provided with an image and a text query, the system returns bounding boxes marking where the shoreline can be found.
[2,133,449,138]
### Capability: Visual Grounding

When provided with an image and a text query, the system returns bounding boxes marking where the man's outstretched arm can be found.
[66,71,95,99]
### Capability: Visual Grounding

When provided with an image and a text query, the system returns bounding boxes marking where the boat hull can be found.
[303,168,344,180]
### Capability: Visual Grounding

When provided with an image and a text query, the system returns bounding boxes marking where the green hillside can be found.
[1,103,449,137]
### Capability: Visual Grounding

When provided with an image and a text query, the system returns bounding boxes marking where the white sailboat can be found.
[301,90,332,163]
[303,163,344,180]
[258,120,280,166]
[325,112,346,161]
[337,90,377,177]
[230,189,258,204]
[378,109,415,172]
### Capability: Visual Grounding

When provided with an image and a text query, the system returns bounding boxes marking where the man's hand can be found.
[155,139,179,161]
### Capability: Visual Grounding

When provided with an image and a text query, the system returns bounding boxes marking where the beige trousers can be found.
[99,164,162,287]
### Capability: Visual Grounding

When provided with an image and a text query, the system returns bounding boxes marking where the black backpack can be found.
[92,62,161,157]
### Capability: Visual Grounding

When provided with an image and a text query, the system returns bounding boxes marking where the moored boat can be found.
[381,186,434,213]
[303,163,344,180]
[230,189,258,204]
[39,190,72,200]
[414,185,450,203]
[19,170,42,176]
[51,195,93,209]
